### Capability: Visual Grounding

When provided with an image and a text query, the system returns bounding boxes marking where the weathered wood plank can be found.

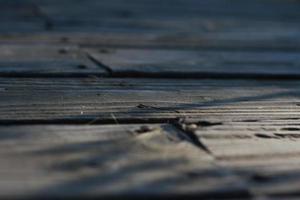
[190,116,300,197]
[1,78,300,122]
[0,45,107,77]
[11,0,297,50]
[0,124,246,198]
[1,21,300,50]
[87,48,300,78]
[2,0,300,50]
[0,124,299,198]
[36,0,300,21]
[0,1,46,33]
[0,1,39,20]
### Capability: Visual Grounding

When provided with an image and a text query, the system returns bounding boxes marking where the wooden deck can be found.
[2,0,300,199]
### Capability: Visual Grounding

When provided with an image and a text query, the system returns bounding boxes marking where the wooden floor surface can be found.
[1,0,300,199]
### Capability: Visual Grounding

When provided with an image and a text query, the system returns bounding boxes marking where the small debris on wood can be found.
[135,125,155,134]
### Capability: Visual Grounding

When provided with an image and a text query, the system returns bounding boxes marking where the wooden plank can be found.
[0,124,247,198]
[190,116,300,197]
[0,2,39,20]
[87,48,300,78]
[14,0,298,50]
[0,1,46,33]
[1,78,300,122]
[2,1,299,49]
[36,0,300,21]
[0,45,107,77]
[1,20,299,50]
[0,21,46,33]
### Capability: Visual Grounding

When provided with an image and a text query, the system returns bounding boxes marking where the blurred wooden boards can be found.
[0,45,107,77]
[1,20,300,50]
[1,0,300,50]
[3,123,300,198]
[0,1,45,33]
[191,116,300,197]
[87,48,300,78]
[0,124,231,198]
[37,0,300,21]
[2,122,300,197]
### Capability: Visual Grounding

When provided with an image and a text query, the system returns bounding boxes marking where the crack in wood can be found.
[172,118,212,154]
[86,52,113,74]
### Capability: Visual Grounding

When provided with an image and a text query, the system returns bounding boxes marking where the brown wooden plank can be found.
[0,45,107,77]
[87,48,300,78]
[0,78,300,122]
[0,124,247,198]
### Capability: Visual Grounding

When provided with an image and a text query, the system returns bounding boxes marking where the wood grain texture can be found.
[87,48,300,78]
[2,0,300,198]
[0,45,107,77]
[1,78,300,122]
[191,117,300,196]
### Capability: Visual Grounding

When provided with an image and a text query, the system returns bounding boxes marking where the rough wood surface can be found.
[1,0,300,198]
[0,45,107,77]
[1,78,300,123]
[87,48,300,78]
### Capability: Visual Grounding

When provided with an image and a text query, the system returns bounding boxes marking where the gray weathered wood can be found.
[1,78,300,122]
[0,124,244,198]
[87,48,300,77]
[1,23,300,50]
[36,0,300,21]
[2,0,297,49]
[0,124,299,197]
[0,45,107,76]
[0,2,45,33]
[192,117,300,196]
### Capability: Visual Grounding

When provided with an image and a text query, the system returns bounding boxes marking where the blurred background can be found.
[1,0,300,50]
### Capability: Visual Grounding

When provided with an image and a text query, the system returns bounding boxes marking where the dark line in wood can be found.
[0,72,109,78]
[31,3,54,31]
[172,118,212,154]
[30,191,252,200]
[3,71,300,79]
[0,117,174,125]
[86,52,113,74]
[80,44,300,53]
[109,71,300,80]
